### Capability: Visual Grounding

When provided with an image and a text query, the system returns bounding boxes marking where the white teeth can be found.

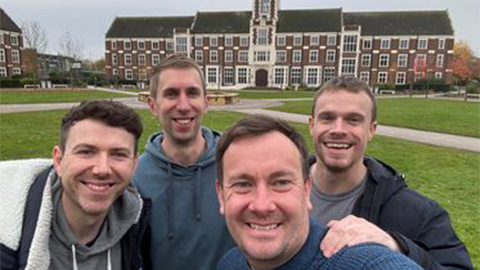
[175,118,193,125]
[250,224,278,231]
[325,142,351,149]
[86,183,110,191]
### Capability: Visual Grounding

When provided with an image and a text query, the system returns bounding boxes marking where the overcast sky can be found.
[3,0,479,60]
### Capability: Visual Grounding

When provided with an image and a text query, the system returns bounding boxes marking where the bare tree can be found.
[58,31,84,60]
[21,21,48,53]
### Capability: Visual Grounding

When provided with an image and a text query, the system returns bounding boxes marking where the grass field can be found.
[208,89,315,99]
[0,89,132,104]
[0,109,478,267]
[268,98,480,138]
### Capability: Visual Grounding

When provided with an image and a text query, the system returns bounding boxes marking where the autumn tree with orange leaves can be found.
[453,40,474,85]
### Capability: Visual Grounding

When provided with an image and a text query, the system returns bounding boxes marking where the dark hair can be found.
[60,99,143,152]
[216,114,309,185]
[311,75,377,122]
[149,54,206,99]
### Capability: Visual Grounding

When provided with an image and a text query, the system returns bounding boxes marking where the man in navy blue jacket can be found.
[308,75,473,269]
[215,114,422,270]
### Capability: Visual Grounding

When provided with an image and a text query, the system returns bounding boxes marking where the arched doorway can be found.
[255,69,268,87]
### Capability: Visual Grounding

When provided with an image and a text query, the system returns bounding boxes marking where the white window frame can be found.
[195,51,203,62]
[277,35,286,46]
[152,54,160,66]
[210,37,218,47]
[240,36,249,47]
[360,72,370,84]
[377,72,388,84]
[237,67,249,84]
[398,54,408,67]
[112,69,118,76]
[175,37,188,54]
[111,40,117,50]
[361,54,371,67]
[309,50,318,62]
[206,66,218,84]
[260,0,270,15]
[396,72,406,84]
[225,36,233,47]
[125,69,134,80]
[363,39,372,49]
[399,39,409,50]
[290,67,302,85]
[0,67,7,77]
[380,39,390,49]
[326,50,336,63]
[274,67,287,85]
[435,72,443,79]
[224,67,234,85]
[152,40,159,50]
[138,40,145,50]
[210,50,218,62]
[195,36,203,47]
[310,35,319,46]
[323,67,336,82]
[343,35,358,53]
[166,39,174,51]
[238,50,248,62]
[293,36,303,46]
[124,40,131,50]
[418,38,428,49]
[292,50,302,63]
[436,54,444,67]
[305,67,320,86]
[327,35,336,46]
[12,50,20,63]
[112,54,118,65]
[254,51,270,62]
[257,29,268,45]
[276,50,286,62]
[13,68,21,75]
[341,58,356,75]
[438,39,445,50]
[124,54,132,65]
[11,35,18,46]
[0,49,5,62]
[379,54,389,67]
[138,54,146,66]
[225,50,233,62]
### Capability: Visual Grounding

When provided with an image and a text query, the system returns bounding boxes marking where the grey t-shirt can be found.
[310,175,367,225]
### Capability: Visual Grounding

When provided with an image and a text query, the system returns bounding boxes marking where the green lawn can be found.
[0,109,478,267]
[268,98,480,138]
[208,89,315,99]
[0,90,132,104]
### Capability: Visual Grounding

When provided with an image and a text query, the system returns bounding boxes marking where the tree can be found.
[58,31,84,60]
[453,40,476,100]
[21,21,48,53]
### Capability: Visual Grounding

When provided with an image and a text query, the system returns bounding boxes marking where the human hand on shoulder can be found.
[320,215,400,258]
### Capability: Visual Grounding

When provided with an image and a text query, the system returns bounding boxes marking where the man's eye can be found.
[231,181,253,193]
[272,180,293,192]
[76,149,94,156]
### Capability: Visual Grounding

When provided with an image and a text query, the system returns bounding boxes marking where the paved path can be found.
[1,96,479,153]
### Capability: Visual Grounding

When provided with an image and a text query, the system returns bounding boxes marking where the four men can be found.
[308,75,473,269]
[0,100,150,269]
[215,114,422,270]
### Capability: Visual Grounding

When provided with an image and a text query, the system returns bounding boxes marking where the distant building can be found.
[105,0,454,89]
[0,8,23,78]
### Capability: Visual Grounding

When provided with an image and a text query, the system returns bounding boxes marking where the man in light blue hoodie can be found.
[134,54,235,270]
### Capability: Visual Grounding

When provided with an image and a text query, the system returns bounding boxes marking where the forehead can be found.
[314,89,373,117]
[157,67,203,91]
[66,119,135,150]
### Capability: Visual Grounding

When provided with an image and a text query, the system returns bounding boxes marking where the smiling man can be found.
[215,114,423,270]
[0,100,150,270]
[133,54,234,270]
[309,75,473,269]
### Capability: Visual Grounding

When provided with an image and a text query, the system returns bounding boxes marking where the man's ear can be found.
[52,145,63,177]
[308,115,314,136]
[147,97,158,115]
[216,181,225,215]
[305,175,313,211]
[369,121,377,141]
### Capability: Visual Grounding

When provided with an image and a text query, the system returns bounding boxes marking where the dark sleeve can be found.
[387,201,474,270]
[0,244,19,270]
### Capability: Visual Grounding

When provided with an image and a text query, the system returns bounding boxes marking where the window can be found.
[276,50,286,62]
[274,68,286,85]
[341,58,356,75]
[396,72,406,84]
[327,35,336,46]
[112,54,118,65]
[166,39,174,50]
[0,49,5,62]
[260,0,270,15]
[224,67,234,85]
[277,36,286,46]
[239,50,249,62]
[12,50,20,63]
[210,37,218,47]
[0,67,7,77]
[210,50,218,62]
[195,37,203,47]
[237,68,248,84]
[326,50,335,62]
[323,67,336,82]
[438,39,445,50]
[379,54,389,67]
[124,54,132,65]
[418,38,428,49]
[138,40,145,50]
[310,36,319,46]
[293,36,302,46]
[363,39,372,49]
[207,67,218,84]
[124,41,131,50]
[139,69,147,81]
[0,34,4,44]
[361,54,371,67]
[397,54,408,67]
[293,50,302,62]
[399,39,409,49]
[436,54,444,67]
[111,41,117,50]
[309,50,318,62]
[138,54,146,66]
[152,54,160,66]
[175,37,188,54]
[380,39,390,49]
[225,36,233,47]
[435,72,443,79]
[360,72,370,84]
[13,68,21,75]
[306,67,320,85]
[225,50,233,62]
[152,40,159,50]
[343,35,358,52]
[378,72,388,83]
[257,29,268,45]
[254,51,270,62]
[112,69,118,76]
[291,67,302,85]
[240,36,249,46]
[125,69,133,80]
[11,35,18,46]
[195,51,203,62]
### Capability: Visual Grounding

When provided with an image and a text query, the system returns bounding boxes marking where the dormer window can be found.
[260,0,270,15]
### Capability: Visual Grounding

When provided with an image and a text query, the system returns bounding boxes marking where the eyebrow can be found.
[71,144,132,154]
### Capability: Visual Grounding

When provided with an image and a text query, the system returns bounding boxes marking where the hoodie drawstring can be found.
[167,163,175,240]
[71,244,112,270]
[194,167,203,221]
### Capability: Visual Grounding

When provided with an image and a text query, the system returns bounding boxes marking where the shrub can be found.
[0,78,22,88]
[20,78,41,86]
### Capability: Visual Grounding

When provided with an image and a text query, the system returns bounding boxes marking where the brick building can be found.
[0,8,23,78]
[104,0,454,89]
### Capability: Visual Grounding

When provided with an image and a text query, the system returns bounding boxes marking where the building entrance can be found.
[255,69,268,87]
